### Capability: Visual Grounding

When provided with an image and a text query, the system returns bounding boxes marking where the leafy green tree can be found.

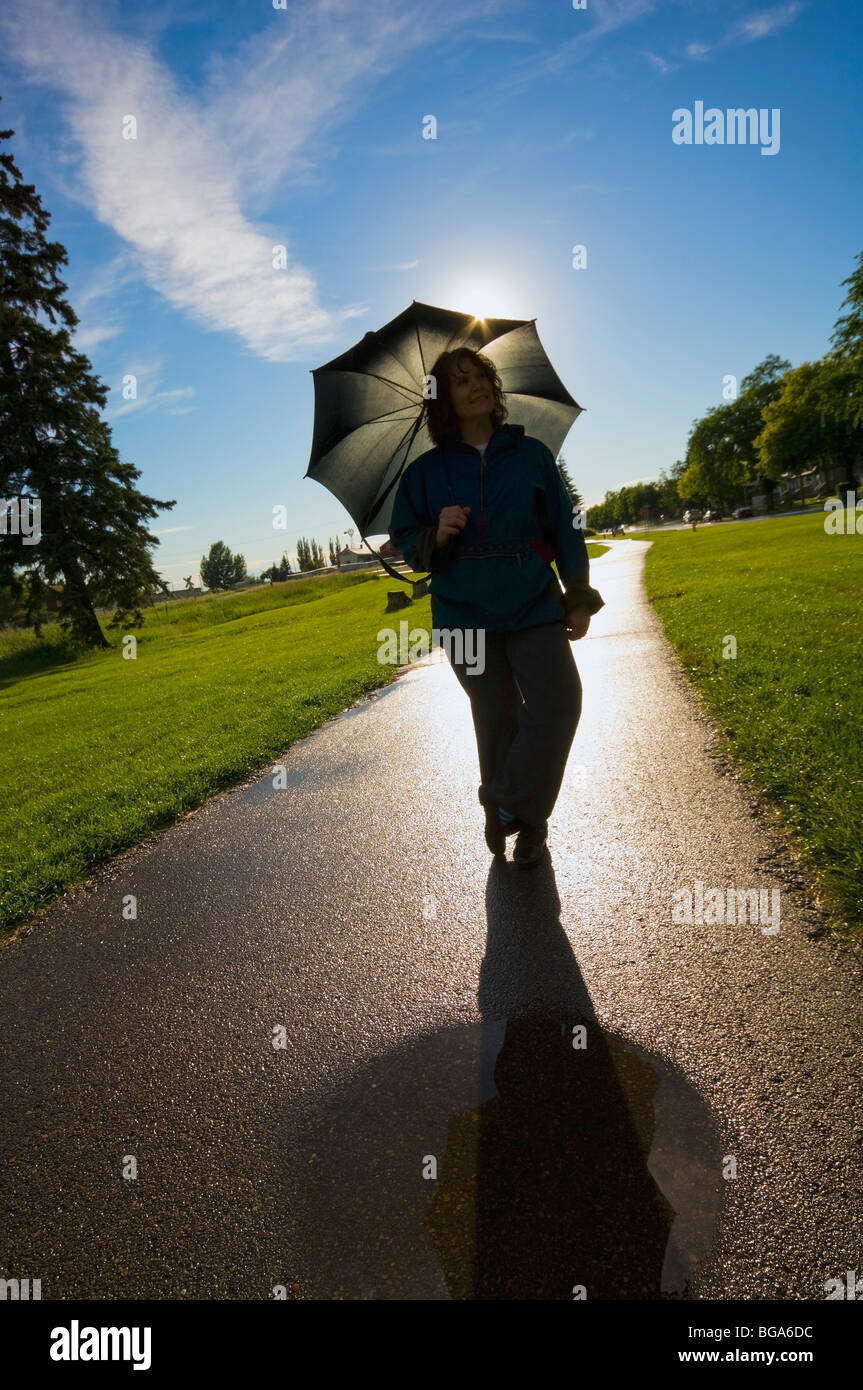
[296,536,326,571]
[755,357,862,496]
[200,540,245,590]
[678,355,791,508]
[586,489,623,530]
[655,465,684,516]
[0,113,175,647]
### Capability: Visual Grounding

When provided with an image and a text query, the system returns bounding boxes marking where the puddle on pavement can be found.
[282,1013,725,1300]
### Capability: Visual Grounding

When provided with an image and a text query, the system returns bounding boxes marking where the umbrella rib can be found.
[412,317,427,381]
[350,369,421,408]
[360,411,427,536]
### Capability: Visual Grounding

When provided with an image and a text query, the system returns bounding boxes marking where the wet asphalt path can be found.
[1,540,861,1300]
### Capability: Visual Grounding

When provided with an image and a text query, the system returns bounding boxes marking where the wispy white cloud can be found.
[101,359,195,420]
[645,50,678,74]
[727,2,806,44]
[68,251,137,353]
[558,128,598,146]
[649,1,806,71]
[110,385,195,420]
[459,27,542,45]
[1,0,509,362]
[74,322,122,352]
[505,0,659,86]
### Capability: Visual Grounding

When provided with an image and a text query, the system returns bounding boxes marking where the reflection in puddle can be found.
[285,1014,724,1300]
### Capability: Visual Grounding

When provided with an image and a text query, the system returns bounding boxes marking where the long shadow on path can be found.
[285,851,724,1299]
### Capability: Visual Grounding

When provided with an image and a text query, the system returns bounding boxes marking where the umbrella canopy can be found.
[306,300,583,542]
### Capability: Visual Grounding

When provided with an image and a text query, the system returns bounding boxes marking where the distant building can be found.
[336,546,376,569]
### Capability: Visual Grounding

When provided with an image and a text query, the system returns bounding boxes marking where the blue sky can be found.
[1,0,861,587]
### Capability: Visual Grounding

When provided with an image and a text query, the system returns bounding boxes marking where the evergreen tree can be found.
[556,456,583,511]
[0,113,175,647]
[829,248,863,430]
[262,554,291,583]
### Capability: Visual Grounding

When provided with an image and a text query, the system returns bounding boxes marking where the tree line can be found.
[198,535,345,590]
[587,252,863,529]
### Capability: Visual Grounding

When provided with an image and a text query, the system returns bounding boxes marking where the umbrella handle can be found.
[361,537,429,589]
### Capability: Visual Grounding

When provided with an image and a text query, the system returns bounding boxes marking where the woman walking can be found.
[389,347,604,868]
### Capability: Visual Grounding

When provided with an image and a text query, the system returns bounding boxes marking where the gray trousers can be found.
[448,620,582,831]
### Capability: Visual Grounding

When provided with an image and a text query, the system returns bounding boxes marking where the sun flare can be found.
[443,276,523,321]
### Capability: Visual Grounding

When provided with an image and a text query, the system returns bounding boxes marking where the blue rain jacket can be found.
[388,422,605,633]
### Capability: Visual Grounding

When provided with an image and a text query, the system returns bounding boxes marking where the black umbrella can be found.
[305,299,582,581]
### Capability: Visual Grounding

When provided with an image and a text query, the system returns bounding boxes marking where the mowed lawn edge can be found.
[643,516,863,938]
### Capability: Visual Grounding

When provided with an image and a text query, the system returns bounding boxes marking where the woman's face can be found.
[448,355,494,423]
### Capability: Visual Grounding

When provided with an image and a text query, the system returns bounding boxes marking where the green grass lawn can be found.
[0,572,416,939]
[643,514,863,934]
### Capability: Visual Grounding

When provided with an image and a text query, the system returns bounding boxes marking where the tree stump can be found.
[385,590,412,612]
[411,580,429,599]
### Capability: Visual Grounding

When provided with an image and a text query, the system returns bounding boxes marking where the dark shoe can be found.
[513,821,548,869]
[483,803,506,855]
[479,786,522,853]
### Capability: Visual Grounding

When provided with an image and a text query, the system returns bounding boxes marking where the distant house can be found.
[775,467,828,503]
[379,539,404,562]
[166,585,203,599]
[336,546,376,569]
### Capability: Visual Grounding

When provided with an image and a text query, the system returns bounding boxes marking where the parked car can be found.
[683,508,703,524]
[704,509,724,522]
[731,506,754,519]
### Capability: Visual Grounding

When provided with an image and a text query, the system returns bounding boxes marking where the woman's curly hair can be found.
[421,347,508,449]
